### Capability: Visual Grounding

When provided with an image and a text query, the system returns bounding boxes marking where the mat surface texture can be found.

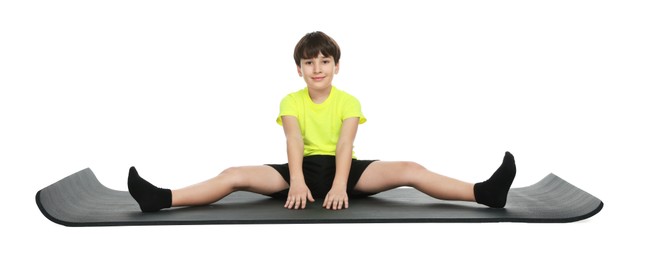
[36,168,603,226]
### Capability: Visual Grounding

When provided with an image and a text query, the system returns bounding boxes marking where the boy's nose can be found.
[314,63,321,73]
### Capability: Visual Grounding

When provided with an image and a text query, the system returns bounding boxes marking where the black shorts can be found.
[266,155,378,199]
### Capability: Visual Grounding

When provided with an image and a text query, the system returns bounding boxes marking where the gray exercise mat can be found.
[36,168,603,226]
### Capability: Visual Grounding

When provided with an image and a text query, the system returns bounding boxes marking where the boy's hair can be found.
[293,31,341,66]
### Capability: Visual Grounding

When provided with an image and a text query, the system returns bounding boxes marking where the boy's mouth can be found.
[311,76,326,81]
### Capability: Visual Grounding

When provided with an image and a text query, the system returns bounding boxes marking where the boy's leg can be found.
[354,152,516,207]
[128,165,288,212]
[354,161,476,202]
[172,165,289,207]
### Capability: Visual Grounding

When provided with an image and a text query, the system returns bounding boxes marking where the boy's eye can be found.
[304,61,312,65]
[323,60,330,64]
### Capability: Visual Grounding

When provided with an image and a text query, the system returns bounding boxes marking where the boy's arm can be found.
[324,117,360,210]
[281,116,314,209]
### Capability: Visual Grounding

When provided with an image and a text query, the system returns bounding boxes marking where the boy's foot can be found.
[473,151,517,208]
[127,166,172,212]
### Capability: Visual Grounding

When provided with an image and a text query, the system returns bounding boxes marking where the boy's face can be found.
[297,52,339,91]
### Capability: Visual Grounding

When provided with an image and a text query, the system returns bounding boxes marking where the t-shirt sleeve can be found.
[276,95,298,125]
[342,96,367,124]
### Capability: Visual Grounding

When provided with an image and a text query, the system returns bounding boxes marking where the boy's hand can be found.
[323,186,349,210]
[285,182,314,209]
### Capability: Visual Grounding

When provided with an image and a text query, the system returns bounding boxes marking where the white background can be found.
[2,0,647,259]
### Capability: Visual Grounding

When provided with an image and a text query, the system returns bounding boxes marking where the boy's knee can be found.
[397,161,426,185]
[400,161,426,173]
[219,167,250,190]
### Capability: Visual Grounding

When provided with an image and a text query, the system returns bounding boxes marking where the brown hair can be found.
[293,31,341,66]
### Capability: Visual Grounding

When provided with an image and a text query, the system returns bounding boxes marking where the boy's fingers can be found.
[286,195,310,209]
[322,195,331,209]
[284,192,315,209]
[284,197,292,208]
[286,196,298,209]
[322,197,347,210]
[294,197,302,209]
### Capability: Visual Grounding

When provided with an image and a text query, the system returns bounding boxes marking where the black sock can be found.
[474,151,517,208]
[127,166,172,212]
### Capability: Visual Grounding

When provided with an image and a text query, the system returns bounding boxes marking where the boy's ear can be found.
[297,65,302,77]
[335,62,339,74]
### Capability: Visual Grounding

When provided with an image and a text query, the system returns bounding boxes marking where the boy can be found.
[128,31,516,212]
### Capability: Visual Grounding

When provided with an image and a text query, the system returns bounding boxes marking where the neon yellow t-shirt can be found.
[276,86,366,158]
